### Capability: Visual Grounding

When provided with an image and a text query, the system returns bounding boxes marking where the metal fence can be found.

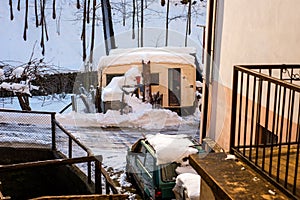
[230,65,300,200]
[0,109,119,196]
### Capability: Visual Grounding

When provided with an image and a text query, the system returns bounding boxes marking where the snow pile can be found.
[56,106,182,130]
[101,67,142,102]
[173,173,201,200]
[146,133,199,165]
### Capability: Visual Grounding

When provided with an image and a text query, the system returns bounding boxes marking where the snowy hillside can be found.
[0,0,206,71]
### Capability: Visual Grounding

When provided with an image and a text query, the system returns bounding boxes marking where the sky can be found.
[0,0,206,71]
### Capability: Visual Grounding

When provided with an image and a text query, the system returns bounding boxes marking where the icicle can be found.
[17,0,21,11]
[188,0,192,35]
[185,0,192,46]
[89,0,96,65]
[165,0,170,46]
[34,0,39,27]
[40,0,46,55]
[87,0,90,24]
[136,0,140,47]
[122,0,126,26]
[52,0,56,19]
[23,0,28,41]
[82,0,87,61]
[141,0,144,47]
[77,0,80,9]
[132,0,135,39]
[9,0,14,20]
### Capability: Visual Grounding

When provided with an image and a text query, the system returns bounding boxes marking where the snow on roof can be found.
[146,133,199,165]
[98,47,196,70]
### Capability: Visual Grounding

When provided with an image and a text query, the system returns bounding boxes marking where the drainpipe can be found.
[201,0,217,141]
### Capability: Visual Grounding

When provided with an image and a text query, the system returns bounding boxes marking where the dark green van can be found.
[126,136,202,200]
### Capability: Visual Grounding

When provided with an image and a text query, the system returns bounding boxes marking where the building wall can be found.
[206,0,300,151]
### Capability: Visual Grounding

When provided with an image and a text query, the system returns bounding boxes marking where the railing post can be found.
[230,66,239,154]
[51,113,56,150]
[95,160,102,194]
[69,137,72,158]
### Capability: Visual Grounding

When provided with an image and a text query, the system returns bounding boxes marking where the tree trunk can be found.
[16,93,31,111]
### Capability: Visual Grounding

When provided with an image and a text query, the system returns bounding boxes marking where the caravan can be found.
[97,47,200,115]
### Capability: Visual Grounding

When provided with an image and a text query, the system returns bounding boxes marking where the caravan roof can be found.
[97,47,196,70]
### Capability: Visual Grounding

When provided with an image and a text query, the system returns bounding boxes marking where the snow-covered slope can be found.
[0,1,206,71]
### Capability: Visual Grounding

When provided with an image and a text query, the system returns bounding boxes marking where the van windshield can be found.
[161,163,178,182]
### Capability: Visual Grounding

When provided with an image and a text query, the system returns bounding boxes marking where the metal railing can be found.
[0,109,119,195]
[230,65,300,199]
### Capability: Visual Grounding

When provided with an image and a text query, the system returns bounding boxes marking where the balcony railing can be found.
[230,65,300,200]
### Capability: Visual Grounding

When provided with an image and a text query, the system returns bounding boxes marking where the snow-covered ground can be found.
[0,93,201,199]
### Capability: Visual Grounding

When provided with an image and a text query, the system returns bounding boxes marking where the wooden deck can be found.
[189,152,291,200]
[238,144,300,198]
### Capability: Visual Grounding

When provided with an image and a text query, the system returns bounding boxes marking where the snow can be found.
[0,81,39,96]
[146,133,199,165]
[56,101,182,130]
[98,47,196,70]
[101,67,142,102]
[173,173,201,200]
[11,67,25,78]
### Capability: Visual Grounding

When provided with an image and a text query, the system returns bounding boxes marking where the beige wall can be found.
[206,0,300,151]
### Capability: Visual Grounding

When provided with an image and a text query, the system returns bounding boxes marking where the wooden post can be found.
[51,112,56,150]
[142,60,151,103]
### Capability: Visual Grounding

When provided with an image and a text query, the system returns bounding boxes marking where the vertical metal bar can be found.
[293,97,300,195]
[51,113,56,150]
[230,67,239,154]
[88,158,92,184]
[284,90,295,188]
[243,74,250,156]
[275,86,282,141]
[269,83,278,176]
[106,179,110,194]
[262,76,271,171]
[95,160,102,193]
[286,89,292,142]
[277,87,286,182]
[255,76,263,166]
[237,72,244,150]
[68,137,72,158]
[249,76,257,161]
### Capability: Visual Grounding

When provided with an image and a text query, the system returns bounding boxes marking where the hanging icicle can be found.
[9,0,14,20]
[17,0,21,11]
[34,0,39,27]
[81,0,87,61]
[52,0,56,19]
[122,0,126,26]
[40,0,45,55]
[89,0,96,65]
[185,0,192,46]
[87,0,90,24]
[23,0,28,41]
[165,0,170,46]
[141,0,144,47]
[188,0,192,35]
[136,0,140,47]
[132,0,135,39]
[77,0,81,9]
